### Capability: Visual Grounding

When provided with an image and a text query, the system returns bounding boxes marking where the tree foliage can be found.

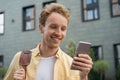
[93,60,109,80]
[93,60,109,73]
[65,39,76,57]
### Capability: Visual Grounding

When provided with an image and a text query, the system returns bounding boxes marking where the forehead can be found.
[45,12,68,26]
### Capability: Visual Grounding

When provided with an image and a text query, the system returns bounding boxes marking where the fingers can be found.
[72,63,92,71]
[13,68,25,80]
[72,54,93,72]
[72,59,92,69]
[73,54,93,65]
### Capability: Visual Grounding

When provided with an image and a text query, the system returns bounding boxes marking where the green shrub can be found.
[0,67,7,78]
[93,60,109,80]
[116,63,120,79]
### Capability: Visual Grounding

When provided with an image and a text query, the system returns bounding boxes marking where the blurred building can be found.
[0,0,120,80]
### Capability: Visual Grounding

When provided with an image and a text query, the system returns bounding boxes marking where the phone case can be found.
[71,41,92,70]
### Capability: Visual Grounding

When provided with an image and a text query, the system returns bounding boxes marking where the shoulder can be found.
[10,51,22,67]
[12,51,22,61]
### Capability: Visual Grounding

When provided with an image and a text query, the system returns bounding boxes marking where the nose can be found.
[54,28,62,36]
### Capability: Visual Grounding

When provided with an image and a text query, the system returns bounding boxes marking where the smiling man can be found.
[4,3,93,80]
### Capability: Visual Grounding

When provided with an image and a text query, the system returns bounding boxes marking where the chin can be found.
[49,44,60,49]
[53,44,59,48]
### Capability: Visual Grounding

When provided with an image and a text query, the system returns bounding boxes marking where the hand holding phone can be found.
[71,41,92,70]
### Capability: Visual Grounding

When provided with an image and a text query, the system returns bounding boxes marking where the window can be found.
[92,46,103,61]
[0,55,4,67]
[114,43,120,68]
[23,5,35,31]
[43,1,56,8]
[0,12,4,34]
[110,0,120,17]
[82,0,99,21]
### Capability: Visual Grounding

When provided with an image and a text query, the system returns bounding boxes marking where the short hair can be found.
[39,3,70,26]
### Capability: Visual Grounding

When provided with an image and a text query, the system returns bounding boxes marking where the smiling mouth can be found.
[51,36,61,42]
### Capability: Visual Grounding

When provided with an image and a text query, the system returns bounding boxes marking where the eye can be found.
[61,26,67,31]
[50,24,58,29]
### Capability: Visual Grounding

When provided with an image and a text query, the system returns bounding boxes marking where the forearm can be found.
[80,76,88,80]
[80,72,88,80]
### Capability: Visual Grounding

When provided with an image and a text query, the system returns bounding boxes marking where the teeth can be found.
[53,37,58,40]
[51,36,59,40]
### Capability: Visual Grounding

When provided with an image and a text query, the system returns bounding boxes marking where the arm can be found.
[4,52,23,80]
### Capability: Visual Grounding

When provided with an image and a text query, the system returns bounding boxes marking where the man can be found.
[4,3,93,80]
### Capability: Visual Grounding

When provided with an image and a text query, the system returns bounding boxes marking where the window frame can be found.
[91,45,103,61]
[81,0,100,22]
[0,12,5,35]
[114,43,120,69]
[0,55,4,67]
[110,0,120,17]
[22,5,35,31]
[43,0,57,8]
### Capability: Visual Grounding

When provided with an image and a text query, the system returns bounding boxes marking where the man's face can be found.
[40,12,68,48]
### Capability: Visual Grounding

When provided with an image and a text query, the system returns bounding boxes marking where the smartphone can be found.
[71,41,92,70]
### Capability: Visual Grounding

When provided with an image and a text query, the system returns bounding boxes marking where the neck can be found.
[39,43,59,57]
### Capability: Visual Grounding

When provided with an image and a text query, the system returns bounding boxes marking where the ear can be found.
[39,24,44,33]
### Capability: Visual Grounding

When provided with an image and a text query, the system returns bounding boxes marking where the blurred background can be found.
[0,0,120,80]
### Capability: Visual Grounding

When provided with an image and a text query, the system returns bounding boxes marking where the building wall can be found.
[60,0,120,79]
[0,0,42,67]
[0,0,120,80]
